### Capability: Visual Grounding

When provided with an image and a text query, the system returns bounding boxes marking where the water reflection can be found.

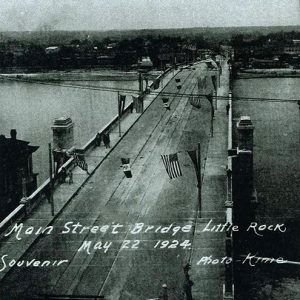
[0,79,138,184]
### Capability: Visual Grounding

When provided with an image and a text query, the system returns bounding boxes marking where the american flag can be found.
[189,96,201,109]
[121,157,132,178]
[162,97,170,110]
[198,74,214,96]
[119,94,126,117]
[153,79,160,90]
[161,153,182,179]
[175,78,182,90]
[73,153,88,172]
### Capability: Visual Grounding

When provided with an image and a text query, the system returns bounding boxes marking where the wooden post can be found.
[197,143,201,217]
[48,143,54,216]
[117,91,121,137]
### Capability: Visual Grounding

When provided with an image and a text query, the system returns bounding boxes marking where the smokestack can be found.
[10,129,17,140]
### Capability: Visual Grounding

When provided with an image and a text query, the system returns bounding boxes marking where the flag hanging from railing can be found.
[73,153,88,172]
[121,157,132,178]
[175,78,182,90]
[189,96,201,109]
[119,94,126,117]
[161,152,182,179]
[153,79,160,90]
[206,93,214,104]
[211,75,217,91]
[187,149,201,183]
[132,95,139,112]
[162,97,170,110]
[132,94,144,113]
[197,73,214,96]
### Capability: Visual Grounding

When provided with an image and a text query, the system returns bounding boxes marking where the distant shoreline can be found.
[0,68,163,82]
[237,69,300,79]
[0,69,140,81]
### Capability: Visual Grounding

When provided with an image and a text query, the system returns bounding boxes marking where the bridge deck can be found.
[0,62,229,300]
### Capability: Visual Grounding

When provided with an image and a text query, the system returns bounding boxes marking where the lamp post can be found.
[48,143,54,216]
[117,91,121,137]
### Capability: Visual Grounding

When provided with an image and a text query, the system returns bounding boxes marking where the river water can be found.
[233,78,300,300]
[0,79,138,185]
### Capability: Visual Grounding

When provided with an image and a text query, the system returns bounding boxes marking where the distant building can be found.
[283,45,300,55]
[138,56,153,69]
[106,43,118,50]
[197,49,213,59]
[97,54,116,66]
[0,130,38,220]
[158,52,187,66]
[45,46,60,55]
[292,40,300,45]
[250,58,283,69]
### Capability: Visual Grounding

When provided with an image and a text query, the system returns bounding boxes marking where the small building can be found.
[97,54,116,66]
[138,56,153,70]
[45,46,60,55]
[250,58,283,69]
[0,130,39,220]
[283,45,300,56]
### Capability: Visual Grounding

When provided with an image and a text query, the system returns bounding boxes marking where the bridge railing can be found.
[0,101,134,235]
[33,294,104,299]
[0,68,173,235]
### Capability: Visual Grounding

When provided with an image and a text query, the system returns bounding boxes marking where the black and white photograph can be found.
[0,1,299,299]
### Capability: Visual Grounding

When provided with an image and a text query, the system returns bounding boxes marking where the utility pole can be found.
[48,143,54,216]
[207,95,214,137]
[211,105,214,137]
[138,71,143,93]
[117,91,121,137]
[197,142,201,216]
[187,143,202,217]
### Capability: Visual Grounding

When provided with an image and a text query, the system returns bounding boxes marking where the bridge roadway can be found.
[0,63,224,299]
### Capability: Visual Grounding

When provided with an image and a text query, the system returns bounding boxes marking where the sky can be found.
[0,0,299,31]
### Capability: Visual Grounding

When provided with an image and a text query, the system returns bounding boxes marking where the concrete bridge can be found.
[0,59,232,300]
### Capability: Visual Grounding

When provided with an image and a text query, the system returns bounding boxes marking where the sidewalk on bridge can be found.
[190,61,230,300]
[0,69,178,281]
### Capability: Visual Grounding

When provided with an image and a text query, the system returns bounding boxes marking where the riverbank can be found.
[0,69,138,81]
[0,69,162,81]
[237,68,300,79]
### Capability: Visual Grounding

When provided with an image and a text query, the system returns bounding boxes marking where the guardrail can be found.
[0,101,134,234]
[0,67,173,235]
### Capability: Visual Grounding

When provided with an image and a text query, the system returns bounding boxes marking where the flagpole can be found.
[118,91,121,137]
[197,142,202,217]
[48,143,54,216]
[209,99,214,137]
[211,109,214,137]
